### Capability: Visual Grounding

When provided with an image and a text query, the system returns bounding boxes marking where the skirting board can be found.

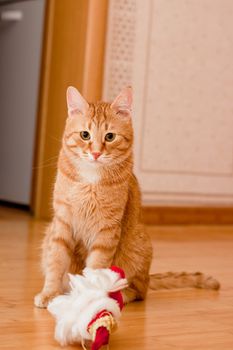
[142,206,233,225]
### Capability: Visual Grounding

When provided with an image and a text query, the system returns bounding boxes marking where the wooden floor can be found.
[1,206,233,349]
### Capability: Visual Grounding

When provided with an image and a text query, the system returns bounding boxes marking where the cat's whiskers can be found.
[33,155,59,169]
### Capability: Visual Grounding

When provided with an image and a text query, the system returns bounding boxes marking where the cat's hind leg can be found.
[122,273,150,304]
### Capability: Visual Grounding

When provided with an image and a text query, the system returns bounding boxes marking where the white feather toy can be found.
[47,266,128,350]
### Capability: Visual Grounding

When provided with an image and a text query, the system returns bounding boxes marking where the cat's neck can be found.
[78,159,101,184]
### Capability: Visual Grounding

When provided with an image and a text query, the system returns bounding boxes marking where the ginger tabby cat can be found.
[35,87,219,308]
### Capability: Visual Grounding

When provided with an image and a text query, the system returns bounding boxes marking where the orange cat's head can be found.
[63,87,134,167]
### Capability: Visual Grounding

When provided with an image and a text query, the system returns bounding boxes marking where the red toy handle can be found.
[87,266,126,350]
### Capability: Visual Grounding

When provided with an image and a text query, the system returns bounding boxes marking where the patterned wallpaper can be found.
[103,0,136,101]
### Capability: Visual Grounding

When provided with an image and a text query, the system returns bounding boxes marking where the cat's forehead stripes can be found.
[88,102,111,127]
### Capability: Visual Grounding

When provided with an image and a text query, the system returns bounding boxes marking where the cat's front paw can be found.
[34,290,60,308]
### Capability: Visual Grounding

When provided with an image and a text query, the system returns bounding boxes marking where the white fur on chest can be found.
[78,161,100,184]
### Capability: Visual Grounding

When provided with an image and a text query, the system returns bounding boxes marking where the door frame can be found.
[32,0,108,219]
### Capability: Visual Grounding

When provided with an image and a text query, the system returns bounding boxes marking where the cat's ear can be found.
[111,86,132,117]
[66,86,89,115]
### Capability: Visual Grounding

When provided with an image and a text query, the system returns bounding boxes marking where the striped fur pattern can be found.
[34,87,219,308]
[149,272,220,290]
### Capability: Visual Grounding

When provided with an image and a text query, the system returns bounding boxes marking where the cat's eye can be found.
[105,133,116,142]
[80,131,91,140]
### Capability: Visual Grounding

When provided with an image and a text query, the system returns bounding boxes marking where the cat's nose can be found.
[92,152,101,160]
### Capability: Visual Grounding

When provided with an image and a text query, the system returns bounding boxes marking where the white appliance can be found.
[0,0,45,205]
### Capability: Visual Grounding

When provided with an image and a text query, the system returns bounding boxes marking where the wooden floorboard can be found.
[0,205,233,349]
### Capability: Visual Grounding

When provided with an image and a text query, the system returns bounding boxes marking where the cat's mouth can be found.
[79,152,113,165]
[81,155,107,165]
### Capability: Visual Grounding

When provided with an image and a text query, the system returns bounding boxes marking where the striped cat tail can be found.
[149,271,220,291]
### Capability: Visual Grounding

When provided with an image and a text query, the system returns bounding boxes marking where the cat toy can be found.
[48,266,128,350]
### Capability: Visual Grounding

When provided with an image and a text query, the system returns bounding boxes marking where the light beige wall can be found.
[103,0,233,206]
